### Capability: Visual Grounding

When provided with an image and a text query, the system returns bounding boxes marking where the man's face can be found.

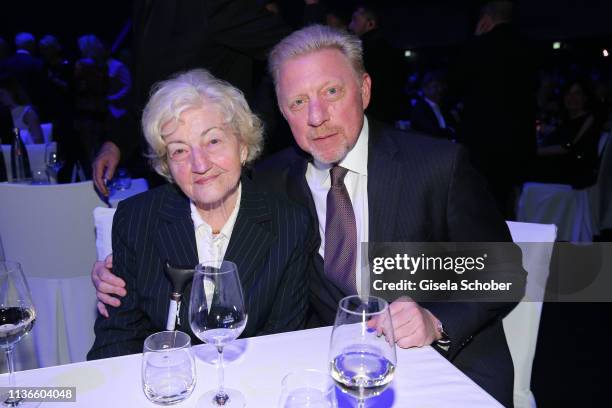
[276,48,371,164]
[349,8,372,36]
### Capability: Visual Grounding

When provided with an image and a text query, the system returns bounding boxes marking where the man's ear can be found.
[361,73,372,110]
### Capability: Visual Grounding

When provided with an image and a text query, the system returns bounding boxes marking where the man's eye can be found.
[326,86,342,99]
[290,97,306,110]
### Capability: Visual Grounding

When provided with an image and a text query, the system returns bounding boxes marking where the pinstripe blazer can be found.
[87,177,312,360]
[254,118,526,407]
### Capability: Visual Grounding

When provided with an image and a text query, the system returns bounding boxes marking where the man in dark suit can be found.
[260,25,524,407]
[410,70,457,140]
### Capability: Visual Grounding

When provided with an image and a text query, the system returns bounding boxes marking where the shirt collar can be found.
[190,182,242,240]
[311,116,369,184]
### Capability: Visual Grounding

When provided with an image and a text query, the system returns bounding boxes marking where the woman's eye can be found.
[169,147,189,160]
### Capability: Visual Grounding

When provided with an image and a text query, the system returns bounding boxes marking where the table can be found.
[1,326,502,407]
[108,178,149,207]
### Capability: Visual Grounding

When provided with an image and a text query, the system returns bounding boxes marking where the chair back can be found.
[21,123,53,144]
[0,181,108,369]
[504,221,557,408]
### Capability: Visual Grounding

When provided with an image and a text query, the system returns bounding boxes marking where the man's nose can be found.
[190,147,212,173]
[307,98,329,127]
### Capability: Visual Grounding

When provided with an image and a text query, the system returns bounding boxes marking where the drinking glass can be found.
[113,168,132,191]
[189,261,247,407]
[44,144,63,184]
[30,170,48,185]
[0,261,37,407]
[328,295,396,408]
[142,330,196,405]
[278,369,337,408]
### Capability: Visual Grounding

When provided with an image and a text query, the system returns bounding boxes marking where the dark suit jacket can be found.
[451,23,536,187]
[254,118,525,407]
[410,98,456,140]
[88,177,312,360]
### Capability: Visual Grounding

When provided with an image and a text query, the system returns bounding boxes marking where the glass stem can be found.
[5,347,15,387]
[216,346,227,400]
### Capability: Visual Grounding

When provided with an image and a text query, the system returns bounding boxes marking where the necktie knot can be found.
[330,166,349,187]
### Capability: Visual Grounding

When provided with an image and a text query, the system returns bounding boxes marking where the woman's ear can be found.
[240,145,248,165]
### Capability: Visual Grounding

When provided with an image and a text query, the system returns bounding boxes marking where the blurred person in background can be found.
[0,75,44,144]
[451,0,536,219]
[410,70,457,140]
[534,77,604,188]
[348,2,405,124]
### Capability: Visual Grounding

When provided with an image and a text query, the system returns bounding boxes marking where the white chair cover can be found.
[0,181,107,370]
[517,182,592,242]
[517,131,612,241]
[20,123,53,145]
[590,133,612,231]
[504,221,557,408]
[94,207,117,261]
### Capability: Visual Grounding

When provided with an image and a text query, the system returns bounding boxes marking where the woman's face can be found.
[564,83,587,114]
[163,105,247,209]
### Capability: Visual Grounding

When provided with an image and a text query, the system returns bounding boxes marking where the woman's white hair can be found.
[142,69,264,181]
[268,24,365,88]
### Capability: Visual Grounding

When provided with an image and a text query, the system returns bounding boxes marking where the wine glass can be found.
[44,144,63,184]
[0,261,37,407]
[328,295,396,408]
[189,261,248,407]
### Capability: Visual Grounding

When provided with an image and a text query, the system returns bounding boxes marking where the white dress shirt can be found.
[190,183,241,263]
[306,118,370,295]
[425,97,447,129]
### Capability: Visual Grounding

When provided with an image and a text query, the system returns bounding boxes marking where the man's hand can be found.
[92,141,121,196]
[91,254,126,318]
[370,297,441,349]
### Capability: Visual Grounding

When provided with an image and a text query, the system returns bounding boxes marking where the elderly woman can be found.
[88,69,311,359]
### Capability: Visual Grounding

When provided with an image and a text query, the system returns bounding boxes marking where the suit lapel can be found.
[367,119,402,243]
[286,154,318,224]
[154,185,199,269]
[224,178,275,286]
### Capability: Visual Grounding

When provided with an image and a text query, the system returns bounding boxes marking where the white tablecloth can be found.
[1,326,501,407]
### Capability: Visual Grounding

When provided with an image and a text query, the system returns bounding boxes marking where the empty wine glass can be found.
[44,144,63,184]
[0,261,38,407]
[189,261,248,407]
[328,295,396,408]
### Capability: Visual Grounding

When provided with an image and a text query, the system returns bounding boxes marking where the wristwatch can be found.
[436,320,451,347]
